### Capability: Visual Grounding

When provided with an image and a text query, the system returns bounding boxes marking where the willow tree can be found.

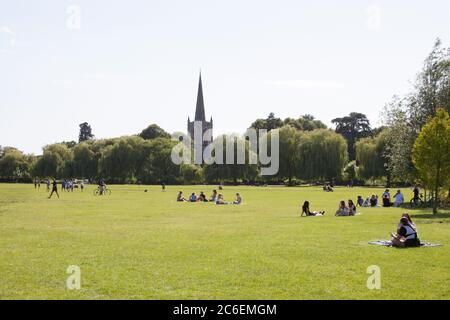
[298,129,348,182]
[412,108,450,214]
[355,130,389,184]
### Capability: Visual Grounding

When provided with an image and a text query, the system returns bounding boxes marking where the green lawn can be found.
[0,183,448,300]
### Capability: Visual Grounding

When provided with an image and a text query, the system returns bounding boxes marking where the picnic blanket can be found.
[368,240,443,247]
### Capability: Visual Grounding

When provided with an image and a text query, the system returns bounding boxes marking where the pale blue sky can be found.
[1,0,449,154]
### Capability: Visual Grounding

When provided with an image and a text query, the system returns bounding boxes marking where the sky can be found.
[1,0,449,155]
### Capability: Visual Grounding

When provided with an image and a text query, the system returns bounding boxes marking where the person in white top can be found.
[393,190,404,207]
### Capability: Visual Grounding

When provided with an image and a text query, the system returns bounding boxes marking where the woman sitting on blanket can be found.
[301,201,325,216]
[369,194,378,207]
[335,200,350,216]
[391,215,421,248]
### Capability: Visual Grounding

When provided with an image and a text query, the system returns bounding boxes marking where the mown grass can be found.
[0,183,448,300]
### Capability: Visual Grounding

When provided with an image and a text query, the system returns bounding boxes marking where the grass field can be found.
[0,183,449,300]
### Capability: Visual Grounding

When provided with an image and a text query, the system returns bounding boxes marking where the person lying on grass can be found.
[391,215,421,248]
[301,201,324,216]
[335,200,350,216]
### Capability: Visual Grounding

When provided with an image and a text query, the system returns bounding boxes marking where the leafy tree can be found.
[179,164,204,184]
[332,112,372,160]
[72,143,97,179]
[297,129,348,182]
[250,113,283,131]
[412,108,450,214]
[0,147,32,181]
[283,115,327,131]
[381,97,417,183]
[79,122,94,143]
[408,39,450,131]
[277,125,302,184]
[32,144,73,178]
[355,130,389,184]
[139,124,171,140]
[203,134,259,183]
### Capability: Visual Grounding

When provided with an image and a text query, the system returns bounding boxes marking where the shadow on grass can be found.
[411,212,450,221]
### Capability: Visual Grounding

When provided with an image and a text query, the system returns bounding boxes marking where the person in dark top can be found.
[369,194,378,207]
[413,186,420,200]
[161,182,166,192]
[391,216,420,248]
[301,201,325,216]
[356,196,364,207]
[176,191,187,202]
[48,179,59,199]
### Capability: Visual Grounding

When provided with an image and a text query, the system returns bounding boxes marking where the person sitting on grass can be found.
[335,200,350,216]
[177,191,187,202]
[210,190,218,202]
[198,191,207,202]
[216,194,227,205]
[233,193,242,205]
[362,196,370,207]
[369,194,378,207]
[391,215,421,248]
[301,201,325,216]
[393,190,404,207]
[357,196,364,207]
[189,192,197,202]
[382,189,392,207]
[348,199,357,216]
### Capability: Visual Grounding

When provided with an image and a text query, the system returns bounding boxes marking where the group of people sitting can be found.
[177,190,242,205]
[356,189,405,208]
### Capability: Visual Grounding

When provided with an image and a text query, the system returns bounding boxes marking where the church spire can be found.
[194,72,206,121]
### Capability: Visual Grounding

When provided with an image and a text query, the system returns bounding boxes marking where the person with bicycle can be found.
[98,179,106,195]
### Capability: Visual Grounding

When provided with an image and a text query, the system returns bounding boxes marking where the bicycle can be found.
[93,186,111,196]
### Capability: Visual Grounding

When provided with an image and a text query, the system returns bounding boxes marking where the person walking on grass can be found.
[48,179,59,199]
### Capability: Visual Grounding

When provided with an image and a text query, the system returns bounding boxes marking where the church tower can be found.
[187,73,213,151]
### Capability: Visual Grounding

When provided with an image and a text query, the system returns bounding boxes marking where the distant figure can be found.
[34,179,38,189]
[161,182,166,192]
[80,181,84,192]
[210,190,218,202]
[393,190,404,207]
[301,201,324,216]
[413,185,420,201]
[46,179,51,192]
[233,193,242,205]
[369,194,378,207]
[391,215,420,248]
[323,184,333,192]
[177,191,187,202]
[189,193,197,202]
[335,200,349,216]
[382,189,391,207]
[216,194,227,205]
[348,199,357,216]
[198,192,207,202]
[48,179,59,199]
[356,196,364,207]
[362,197,370,207]
[219,184,223,191]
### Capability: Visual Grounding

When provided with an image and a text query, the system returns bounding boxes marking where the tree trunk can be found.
[433,165,440,214]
